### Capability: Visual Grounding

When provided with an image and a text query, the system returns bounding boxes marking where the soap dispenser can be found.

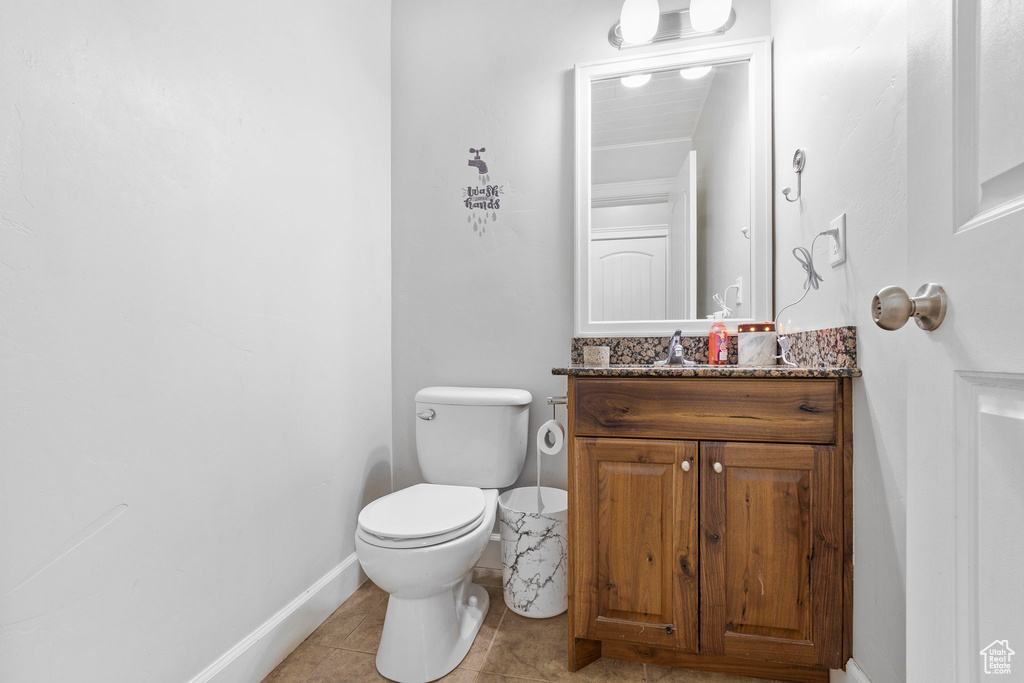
[709,321,729,365]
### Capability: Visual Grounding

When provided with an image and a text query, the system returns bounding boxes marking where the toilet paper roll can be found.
[537,419,565,455]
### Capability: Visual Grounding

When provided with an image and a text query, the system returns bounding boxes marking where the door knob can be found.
[713,462,723,474]
[871,283,947,331]
[681,461,691,472]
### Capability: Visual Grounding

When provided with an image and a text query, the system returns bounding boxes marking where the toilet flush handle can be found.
[417,409,436,421]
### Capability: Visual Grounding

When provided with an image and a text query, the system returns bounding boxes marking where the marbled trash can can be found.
[497,487,568,618]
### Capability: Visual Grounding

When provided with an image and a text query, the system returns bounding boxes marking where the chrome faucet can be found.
[654,329,696,366]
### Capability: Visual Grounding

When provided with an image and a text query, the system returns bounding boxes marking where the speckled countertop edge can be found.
[570,326,859,369]
[552,365,862,378]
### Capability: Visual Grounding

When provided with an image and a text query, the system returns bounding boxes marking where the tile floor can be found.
[262,569,788,683]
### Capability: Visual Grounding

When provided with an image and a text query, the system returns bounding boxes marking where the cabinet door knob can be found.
[713,462,723,474]
[681,461,691,472]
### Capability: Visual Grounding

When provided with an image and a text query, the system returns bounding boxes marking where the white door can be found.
[907,2,1024,681]
[589,235,668,321]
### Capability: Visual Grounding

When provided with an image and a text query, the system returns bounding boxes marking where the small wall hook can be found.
[782,149,805,202]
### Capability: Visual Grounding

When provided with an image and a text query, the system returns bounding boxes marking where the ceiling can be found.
[591,69,714,148]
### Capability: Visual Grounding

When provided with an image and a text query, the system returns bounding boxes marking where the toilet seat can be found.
[357,483,487,549]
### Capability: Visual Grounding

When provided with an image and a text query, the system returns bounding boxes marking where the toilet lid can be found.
[358,483,486,540]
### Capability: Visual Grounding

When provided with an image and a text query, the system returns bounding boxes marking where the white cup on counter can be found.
[582,346,610,368]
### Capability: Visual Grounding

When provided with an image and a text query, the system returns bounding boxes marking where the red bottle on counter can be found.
[709,321,729,365]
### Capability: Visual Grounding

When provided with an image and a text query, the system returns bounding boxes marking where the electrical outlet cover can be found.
[830,213,847,267]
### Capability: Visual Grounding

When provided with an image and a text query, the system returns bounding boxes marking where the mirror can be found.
[574,39,772,336]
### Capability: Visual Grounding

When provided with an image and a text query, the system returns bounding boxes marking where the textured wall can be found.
[0,1,392,680]
[771,2,909,682]
[391,0,771,492]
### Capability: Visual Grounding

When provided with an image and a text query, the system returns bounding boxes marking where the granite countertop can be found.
[552,365,862,378]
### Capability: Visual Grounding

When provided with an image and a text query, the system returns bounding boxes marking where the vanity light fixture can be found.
[620,73,652,88]
[609,2,735,49]
[619,0,660,44]
[688,0,733,32]
[679,65,712,80]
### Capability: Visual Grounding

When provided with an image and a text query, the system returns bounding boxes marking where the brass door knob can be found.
[872,283,947,331]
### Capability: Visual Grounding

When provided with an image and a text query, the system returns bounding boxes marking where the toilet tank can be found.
[414,386,532,488]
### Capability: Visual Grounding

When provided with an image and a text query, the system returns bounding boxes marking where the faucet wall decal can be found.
[468,147,488,175]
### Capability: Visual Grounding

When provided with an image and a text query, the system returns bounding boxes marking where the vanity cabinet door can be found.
[699,442,843,669]
[573,437,698,652]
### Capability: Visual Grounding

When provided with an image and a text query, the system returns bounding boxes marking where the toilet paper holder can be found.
[547,396,567,420]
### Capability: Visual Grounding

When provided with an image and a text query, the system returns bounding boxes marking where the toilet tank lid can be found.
[415,386,533,406]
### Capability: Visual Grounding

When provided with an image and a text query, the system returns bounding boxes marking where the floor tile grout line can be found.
[471,604,510,675]
[303,609,372,659]
[301,647,332,683]
[483,601,509,653]
[309,619,374,680]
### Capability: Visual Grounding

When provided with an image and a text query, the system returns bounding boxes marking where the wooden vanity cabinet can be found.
[700,441,841,669]
[574,437,699,652]
[567,377,853,683]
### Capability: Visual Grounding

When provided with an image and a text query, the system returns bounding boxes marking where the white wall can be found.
[693,63,751,318]
[0,1,392,681]
[391,0,771,492]
[772,2,908,682]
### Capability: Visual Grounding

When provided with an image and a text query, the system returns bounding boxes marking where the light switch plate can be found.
[829,213,847,267]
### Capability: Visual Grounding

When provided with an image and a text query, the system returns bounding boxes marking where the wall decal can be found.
[463,147,505,236]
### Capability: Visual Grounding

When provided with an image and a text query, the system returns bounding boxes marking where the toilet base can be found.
[375,575,490,683]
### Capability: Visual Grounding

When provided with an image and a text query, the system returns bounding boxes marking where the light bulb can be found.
[679,65,712,80]
[689,0,732,32]
[620,0,660,44]
[620,73,652,88]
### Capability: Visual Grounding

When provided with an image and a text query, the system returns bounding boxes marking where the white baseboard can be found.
[831,659,872,683]
[477,533,502,570]
[190,553,366,683]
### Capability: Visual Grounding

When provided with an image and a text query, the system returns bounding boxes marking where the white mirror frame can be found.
[574,37,773,336]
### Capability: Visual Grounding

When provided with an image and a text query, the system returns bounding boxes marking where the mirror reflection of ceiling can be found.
[591,63,747,186]
[591,69,714,148]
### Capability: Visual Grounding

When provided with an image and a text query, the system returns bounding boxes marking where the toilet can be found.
[354,386,531,683]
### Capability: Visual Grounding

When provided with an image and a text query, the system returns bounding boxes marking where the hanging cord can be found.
[712,293,733,318]
[774,229,838,365]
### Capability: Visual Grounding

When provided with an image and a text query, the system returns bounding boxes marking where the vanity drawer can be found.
[572,378,838,444]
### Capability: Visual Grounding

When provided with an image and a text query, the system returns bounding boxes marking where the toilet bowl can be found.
[354,386,531,683]
[355,485,499,683]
